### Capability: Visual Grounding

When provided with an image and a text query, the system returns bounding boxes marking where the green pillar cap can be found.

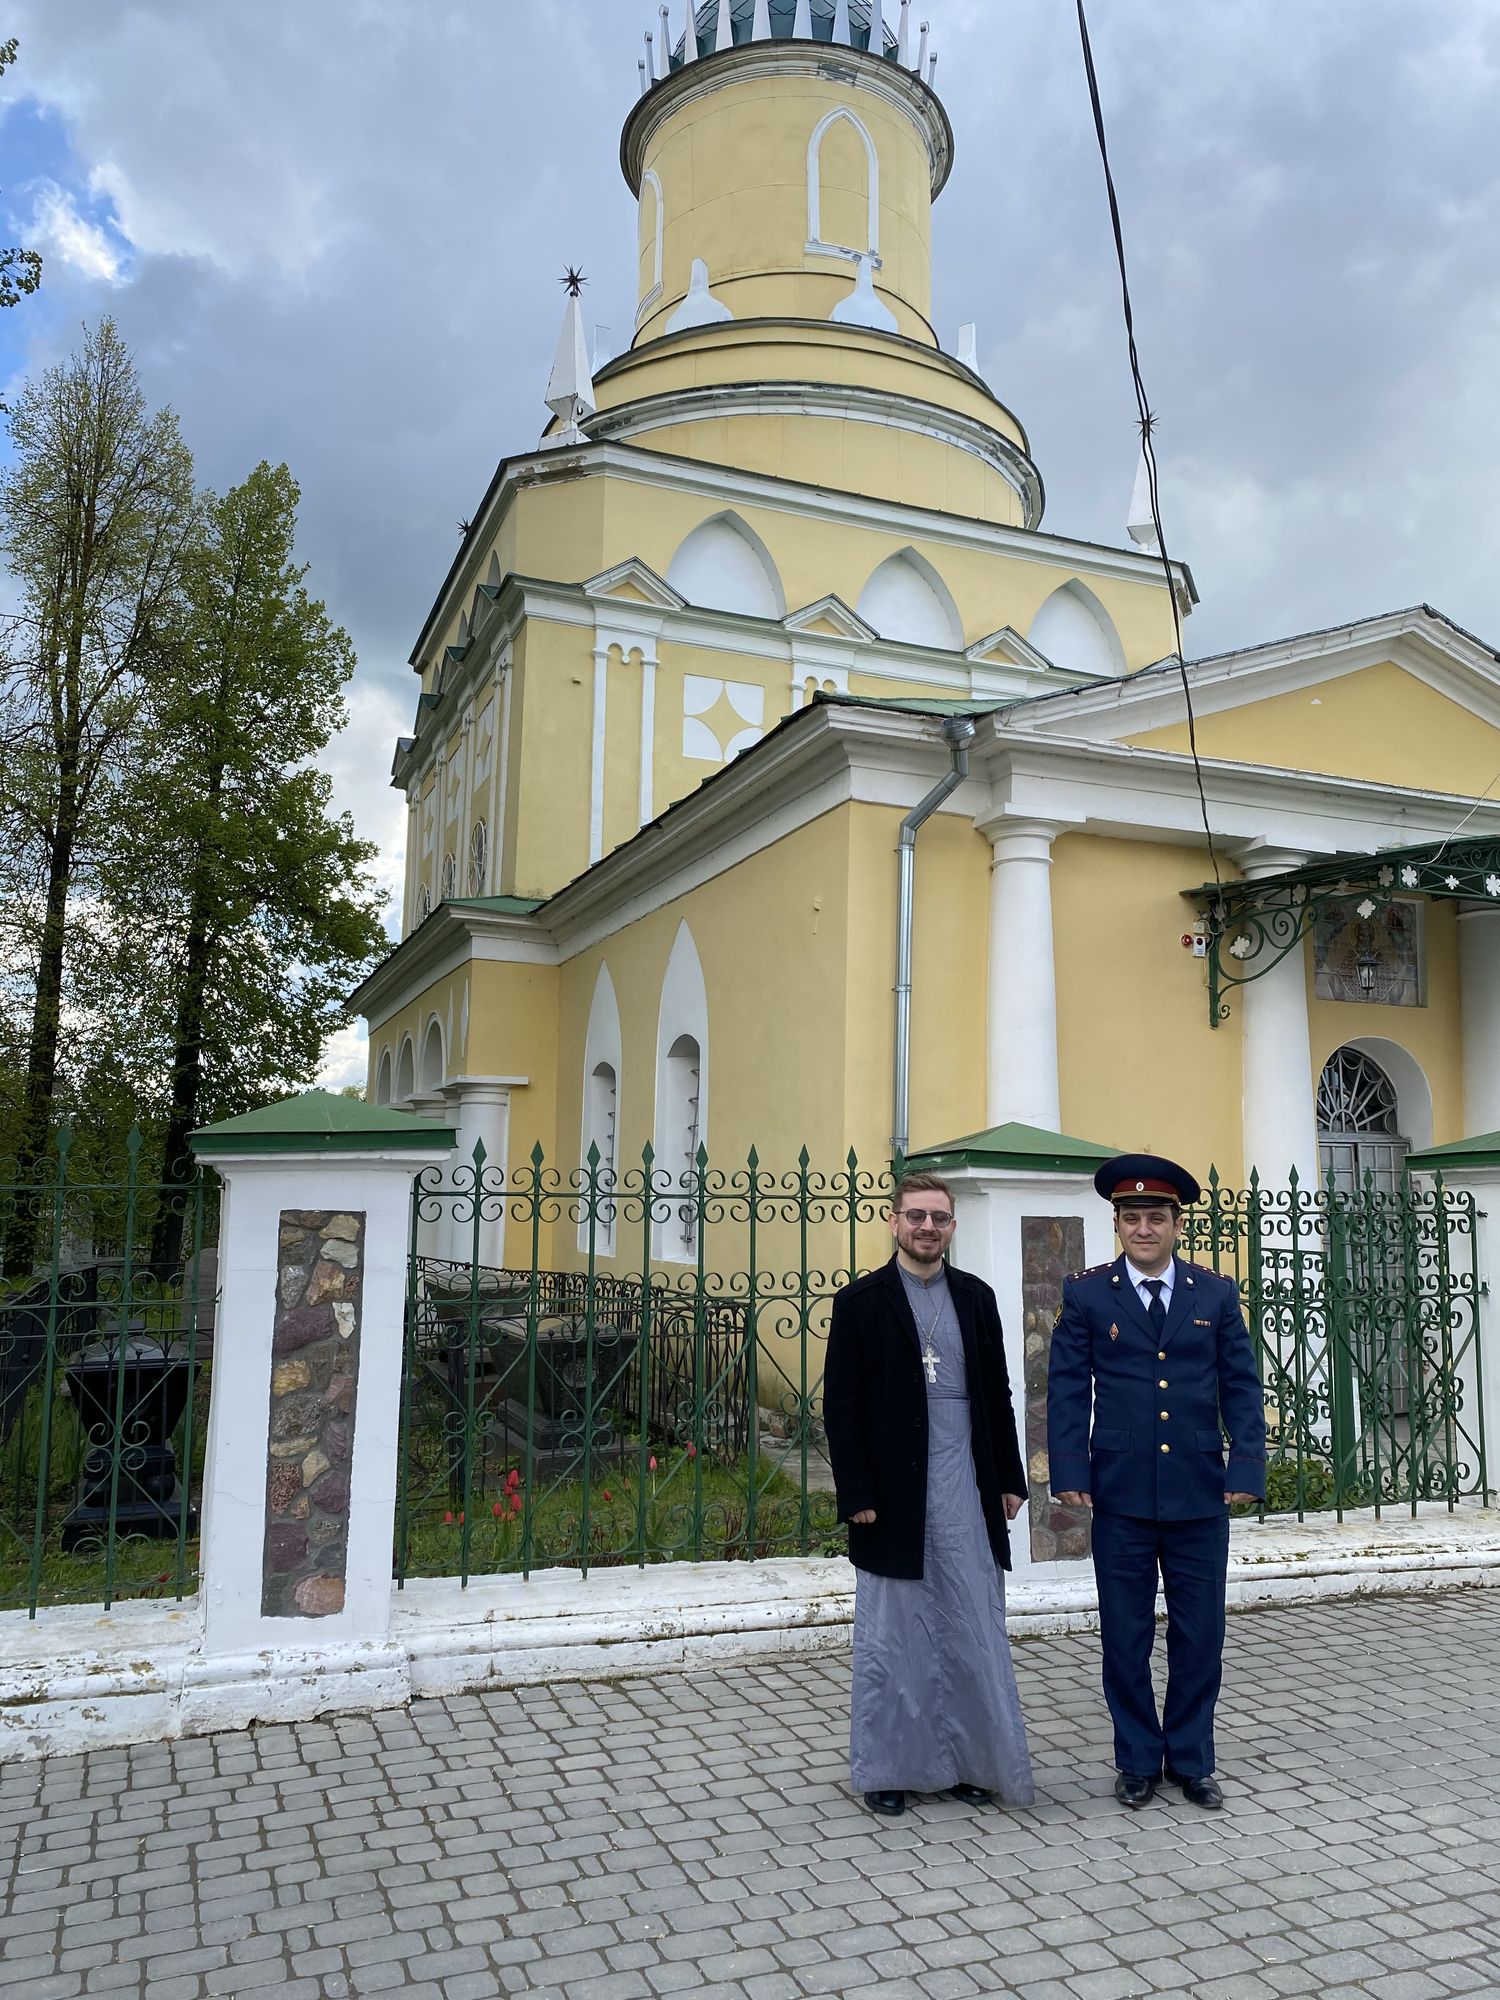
[1406,1130,1500,1172]
[905,1120,1121,1177]
[191,1089,459,1157]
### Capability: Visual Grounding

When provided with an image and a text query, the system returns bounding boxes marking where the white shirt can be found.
[1125,1257,1174,1314]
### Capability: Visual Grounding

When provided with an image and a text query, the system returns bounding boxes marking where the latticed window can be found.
[667,1034,702,1259]
[1317,1047,1399,1137]
[468,820,488,896]
[416,884,432,925]
[441,852,457,902]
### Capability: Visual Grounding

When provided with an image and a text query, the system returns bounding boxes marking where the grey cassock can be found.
[849,1265,1035,1802]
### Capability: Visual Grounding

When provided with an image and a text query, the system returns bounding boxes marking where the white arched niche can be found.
[857,549,962,651]
[667,512,785,620]
[807,106,880,262]
[652,921,710,1263]
[580,963,624,1254]
[395,1035,416,1104]
[1028,580,1127,678]
[1341,1037,1435,1154]
[640,167,665,317]
[375,1048,393,1107]
[420,1017,445,1093]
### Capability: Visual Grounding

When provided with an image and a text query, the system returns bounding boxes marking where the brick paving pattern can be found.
[4,1591,1500,1998]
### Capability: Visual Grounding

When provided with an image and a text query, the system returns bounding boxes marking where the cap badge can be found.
[1135,1180,1145,1192]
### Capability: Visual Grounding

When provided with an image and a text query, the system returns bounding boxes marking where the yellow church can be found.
[354,0,1500,1261]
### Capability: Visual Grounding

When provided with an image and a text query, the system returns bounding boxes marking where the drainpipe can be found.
[892,714,977,1161]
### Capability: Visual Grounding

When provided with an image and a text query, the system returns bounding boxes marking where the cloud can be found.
[316,1019,370,1094]
[23,178,126,282]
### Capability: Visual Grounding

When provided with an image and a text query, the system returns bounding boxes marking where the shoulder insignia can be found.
[1066,1262,1112,1282]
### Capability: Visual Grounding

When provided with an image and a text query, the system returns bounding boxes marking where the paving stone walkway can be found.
[4,1590,1500,1999]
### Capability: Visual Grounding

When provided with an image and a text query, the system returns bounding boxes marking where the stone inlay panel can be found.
[262,1209,365,1618]
[1022,1214,1092,1564]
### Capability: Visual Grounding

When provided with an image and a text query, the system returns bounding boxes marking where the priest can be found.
[824,1172,1034,1818]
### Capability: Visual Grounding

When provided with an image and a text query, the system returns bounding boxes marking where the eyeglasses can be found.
[897,1208,954,1227]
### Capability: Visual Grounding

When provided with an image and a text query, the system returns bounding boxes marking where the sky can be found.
[3,0,1498,1087]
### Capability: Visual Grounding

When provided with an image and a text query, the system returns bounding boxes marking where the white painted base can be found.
[6,1504,1500,1762]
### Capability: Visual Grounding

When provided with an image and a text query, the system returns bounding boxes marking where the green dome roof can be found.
[672,0,901,68]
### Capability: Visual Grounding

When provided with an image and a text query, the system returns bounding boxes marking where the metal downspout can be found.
[892,715,977,1161]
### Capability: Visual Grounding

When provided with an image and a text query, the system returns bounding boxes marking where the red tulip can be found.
[492,1501,503,1518]
[603,1489,613,1503]
[648,1456,658,1472]
[506,1469,520,1490]
[510,1494,522,1514]
[687,1443,698,1459]
[443,1511,454,1525]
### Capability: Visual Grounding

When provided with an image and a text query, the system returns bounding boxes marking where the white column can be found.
[1237,852,1320,1187]
[985,821,1061,1132]
[1460,905,1500,1136]
[408,1090,456,1261]
[444,1079,512,1270]
[638,649,657,828]
[589,643,610,865]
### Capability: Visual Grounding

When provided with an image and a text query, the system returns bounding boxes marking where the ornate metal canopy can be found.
[1186,834,1500,1027]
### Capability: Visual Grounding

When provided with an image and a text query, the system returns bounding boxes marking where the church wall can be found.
[635,72,938,344]
[1126,661,1500,795]
[505,621,597,896]
[1051,834,1244,1175]
[1306,897,1464,1151]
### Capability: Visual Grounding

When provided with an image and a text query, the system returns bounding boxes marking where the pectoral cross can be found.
[922,1343,941,1385]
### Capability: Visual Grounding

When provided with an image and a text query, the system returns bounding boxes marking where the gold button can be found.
[1160,1443,1171,1453]
[1158,1351,1166,1360]
[1160,1411,1169,1421]
[1158,1379,1169,1389]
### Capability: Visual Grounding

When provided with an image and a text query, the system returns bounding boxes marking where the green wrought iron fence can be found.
[0,1130,219,1616]
[395,1143,895,1583]
[1183,1167,1486,1519]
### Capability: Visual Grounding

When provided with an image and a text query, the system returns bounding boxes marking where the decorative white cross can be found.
[921,1343,941,1385]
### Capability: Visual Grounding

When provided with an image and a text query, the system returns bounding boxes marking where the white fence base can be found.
[6,1502,1500,1763]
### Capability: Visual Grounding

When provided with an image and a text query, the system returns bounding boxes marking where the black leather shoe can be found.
[864,1790,906,1817]
[1114,1771,1158,1809]
[1164,1766,1224,1809]
[949,1784,991,1804]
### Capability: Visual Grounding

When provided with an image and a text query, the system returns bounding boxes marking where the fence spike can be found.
[747,1143,759,1172]
[530,1140,545,1168]
[586,1139,601,1169]
[472,1137,487,1168]
[798,1144,811,1172]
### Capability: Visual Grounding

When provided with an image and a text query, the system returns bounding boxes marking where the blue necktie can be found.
[1144,1279,1167,1335]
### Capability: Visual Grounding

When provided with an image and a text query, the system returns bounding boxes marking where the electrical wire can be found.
[1074,0,1223,890]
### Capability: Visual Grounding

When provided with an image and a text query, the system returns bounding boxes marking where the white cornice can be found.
[1003,606,1500,742]
[584,380,1044,530]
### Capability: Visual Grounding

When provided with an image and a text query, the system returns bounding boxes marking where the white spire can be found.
[752,0,772,38]
[870,0,889,54]
[928,49,938,85]
[1128,446,1161,554]
[917,19,930,74]
[794,0,813,37]
[659,5,671,76]
[666,257,735,332]
[957,322,978,370]
[545,283,596,446]
[715,0,733,49]
[833,0,852,44]
[681,0,698,63]
[829,253,899,333]
[638,56,649,94]
[897,0,912,66]
[644,29,656,80]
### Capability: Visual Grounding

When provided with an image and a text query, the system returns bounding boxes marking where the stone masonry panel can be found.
[261,1208,365,1618]
[1022,1213,1093,1563]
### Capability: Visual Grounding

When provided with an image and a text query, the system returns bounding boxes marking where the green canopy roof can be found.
[192,1089,457,1156]
[1405,1130,1500,1171]
[907,1121,1120,1177]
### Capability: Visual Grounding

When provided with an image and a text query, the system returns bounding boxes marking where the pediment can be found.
[966,625,1054,674]
[582,558,685,610]
[784,595,876,642]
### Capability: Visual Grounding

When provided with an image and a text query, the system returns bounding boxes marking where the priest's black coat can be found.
[823,1255,1028,1580]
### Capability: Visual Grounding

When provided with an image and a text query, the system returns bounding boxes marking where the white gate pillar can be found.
[906,1123,1119,1580]
[187,1091,455,1731]
[1459,905,1500,1138]
[983,820,1063,1132]
[1405,1135,1500,1508]
[1236,851,1321,1188]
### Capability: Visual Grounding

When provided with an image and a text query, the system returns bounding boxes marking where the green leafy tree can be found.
[0,40,43,311]
[0,319,197,1274]
[98,462,388,1267]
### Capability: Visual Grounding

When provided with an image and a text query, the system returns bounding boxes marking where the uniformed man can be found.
[1046,1155,1266,1811]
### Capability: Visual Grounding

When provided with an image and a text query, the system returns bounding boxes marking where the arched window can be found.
[1028,580,1126,678]
[415,884,432,926]
[468,820,488,896]
[667,512,785,619]
[395,1036,416,1103]
[441,852,457,902]
[857,549,962,650]
[639,167,665,319]
[807,106,880,263]
[653,923,709,1263]
[375,1048,393,1106]
[581,964,624,1255]
[420,1018,445,1093]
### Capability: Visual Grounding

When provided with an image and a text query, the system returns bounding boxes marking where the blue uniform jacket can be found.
[1047,1254,1267,1519]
